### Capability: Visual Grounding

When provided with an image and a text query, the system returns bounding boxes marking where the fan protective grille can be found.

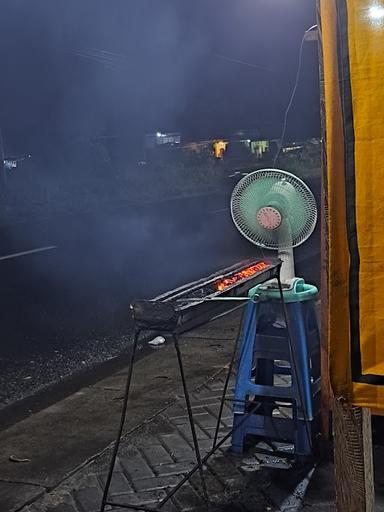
[230,169,317,249]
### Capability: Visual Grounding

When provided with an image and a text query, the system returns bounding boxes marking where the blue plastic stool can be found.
[231,279,321,458]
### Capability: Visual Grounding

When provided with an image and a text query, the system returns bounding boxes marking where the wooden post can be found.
[333,399,375,512]
[320,156,331,438]
[317,1,332,437]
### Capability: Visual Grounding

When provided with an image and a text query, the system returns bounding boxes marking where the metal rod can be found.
[105,501,158,511]
[167,334,209,506]
[176,297,251,302]
[100,329,141,512]
[212,308,245,449]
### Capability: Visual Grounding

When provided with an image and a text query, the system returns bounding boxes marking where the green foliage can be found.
[0,150,227,224]
[0,138,321,224]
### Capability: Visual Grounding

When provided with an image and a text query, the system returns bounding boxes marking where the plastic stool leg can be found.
[233,301,258,414]
[231,414,247,454]
[286,302,313,421]
[254,358,274,416]
[231,301,258,454]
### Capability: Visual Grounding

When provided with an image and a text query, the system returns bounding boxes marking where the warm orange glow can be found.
[215,261,270,292]
[212,140,228,159]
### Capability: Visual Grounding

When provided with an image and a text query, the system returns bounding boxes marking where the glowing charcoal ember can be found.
[215,262,270,292]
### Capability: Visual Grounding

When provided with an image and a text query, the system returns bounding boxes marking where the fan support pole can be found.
[278,245,295,283]
[277,220,295,283]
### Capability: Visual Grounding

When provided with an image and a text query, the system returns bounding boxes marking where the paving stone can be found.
[218,439,233,452]
[192,412,219,431]
[0,482,44,512]
[111,489,166,506]
[46,504,78,512]
[189,438,214,455]
[205,403,233,420]
[189,406,207,415]
[133,475,181,491]
[190,394,222,405]
[175,422,210,441]
[74,486,103,512]
[138,416,176,437]
[172,483,205,511]
[155,461,195,477]
[106,502,177,512]
[208,456,242,480]
[170,406,210,421]
[167,403,189,419]
[160,433,195,462]
[121,445,142,458]
[99,472,134,495]
[142,444,175,467]
[220,417,233,428]
[120,454,155,480]
[190,469,224,495]
[170,415,189,426]
[209,383,228,392]
[210,425,232,448]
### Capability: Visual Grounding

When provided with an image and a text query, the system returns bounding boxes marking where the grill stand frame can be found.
[99,264,284,512]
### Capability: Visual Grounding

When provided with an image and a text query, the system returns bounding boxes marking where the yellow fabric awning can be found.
[320,0,384,409]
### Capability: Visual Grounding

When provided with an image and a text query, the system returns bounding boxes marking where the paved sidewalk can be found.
[3,308,384,512]
[0,312,243,512]
[18,371,299,512]
[1,309,313,512]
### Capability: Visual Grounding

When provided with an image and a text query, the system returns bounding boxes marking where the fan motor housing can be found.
[256,206,282,230]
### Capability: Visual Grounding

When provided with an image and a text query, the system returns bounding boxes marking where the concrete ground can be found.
[1,309,383,512]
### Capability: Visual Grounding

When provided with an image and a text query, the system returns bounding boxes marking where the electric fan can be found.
[230,169,317,286]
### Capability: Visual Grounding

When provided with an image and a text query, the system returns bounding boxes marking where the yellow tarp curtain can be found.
[320,0,384,409]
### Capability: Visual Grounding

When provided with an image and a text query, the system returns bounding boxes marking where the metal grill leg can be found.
[100,329,141,512]
[171,334,209,505]
[212,309,245,450]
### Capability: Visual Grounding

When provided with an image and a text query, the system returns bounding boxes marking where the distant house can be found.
[3,154,31,170]
[249,140,269,158]
[212,140,228,159]
[145,132,181,150]
[4,159,17,170]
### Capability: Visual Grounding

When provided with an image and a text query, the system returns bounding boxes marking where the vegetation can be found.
[0,138,321,225]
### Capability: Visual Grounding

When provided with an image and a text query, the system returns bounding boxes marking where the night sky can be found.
[0,0,319,153]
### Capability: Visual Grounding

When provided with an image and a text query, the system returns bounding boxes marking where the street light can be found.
[366,3,384,25]
[369,4,384,19]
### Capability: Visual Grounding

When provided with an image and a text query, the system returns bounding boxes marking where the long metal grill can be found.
[131,257,281,333]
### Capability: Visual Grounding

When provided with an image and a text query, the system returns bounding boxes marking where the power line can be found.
[273,24,318,167]
[214,53,274,72]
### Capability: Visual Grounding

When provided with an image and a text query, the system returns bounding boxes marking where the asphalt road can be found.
[0,182,320,410]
